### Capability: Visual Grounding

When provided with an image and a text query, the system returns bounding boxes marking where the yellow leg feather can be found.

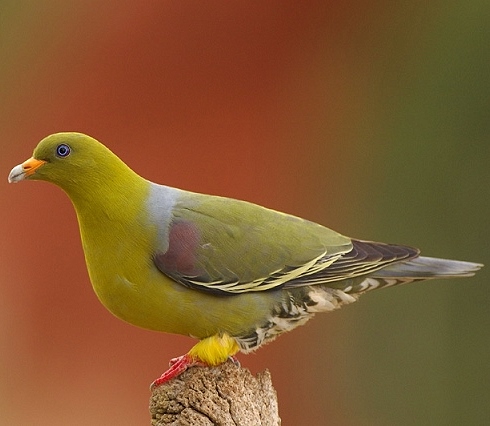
[188,333,240,366]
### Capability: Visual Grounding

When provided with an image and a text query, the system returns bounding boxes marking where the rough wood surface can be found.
[150,361,280,426]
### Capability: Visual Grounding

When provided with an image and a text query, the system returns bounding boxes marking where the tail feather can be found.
[372,256,483,279]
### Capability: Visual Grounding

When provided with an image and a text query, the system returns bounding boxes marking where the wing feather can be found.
[151,191,419,294]
[152,192,352,294]
[284,240,419,288]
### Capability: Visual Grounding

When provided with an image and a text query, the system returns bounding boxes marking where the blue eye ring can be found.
[56,144,71,158]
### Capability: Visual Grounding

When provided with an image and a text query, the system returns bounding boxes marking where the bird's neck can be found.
[69,172,152,276]
[66,166,150,231]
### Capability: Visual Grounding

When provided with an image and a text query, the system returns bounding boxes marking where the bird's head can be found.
[8,132,139,200]
[10,132,109,185]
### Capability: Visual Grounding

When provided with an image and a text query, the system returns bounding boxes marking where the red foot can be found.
[150,354,205,390]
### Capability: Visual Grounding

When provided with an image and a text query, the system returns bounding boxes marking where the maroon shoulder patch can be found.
[154,220,203,277]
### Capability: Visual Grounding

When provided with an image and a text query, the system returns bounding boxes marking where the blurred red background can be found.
[1,2,489,425]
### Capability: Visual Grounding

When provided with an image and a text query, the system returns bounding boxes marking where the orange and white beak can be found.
[8,157,46,183]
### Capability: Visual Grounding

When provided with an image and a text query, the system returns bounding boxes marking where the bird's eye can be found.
[56,144,71,158]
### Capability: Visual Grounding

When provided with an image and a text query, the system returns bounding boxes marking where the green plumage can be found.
[8,132,483,367]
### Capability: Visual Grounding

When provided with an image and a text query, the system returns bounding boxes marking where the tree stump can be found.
[150,361,280,425]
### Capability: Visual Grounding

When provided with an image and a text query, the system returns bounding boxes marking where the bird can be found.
[8,132,482,387]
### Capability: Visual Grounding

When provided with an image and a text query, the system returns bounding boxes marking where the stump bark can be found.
[150,361,280,425]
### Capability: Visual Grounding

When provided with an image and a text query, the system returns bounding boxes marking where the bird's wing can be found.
[284,239,420,288]
[152,192,353,294]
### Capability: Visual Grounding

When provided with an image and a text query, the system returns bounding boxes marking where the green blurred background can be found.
[1,2,488,425]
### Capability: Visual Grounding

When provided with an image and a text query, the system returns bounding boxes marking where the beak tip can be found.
[8,164,25,183]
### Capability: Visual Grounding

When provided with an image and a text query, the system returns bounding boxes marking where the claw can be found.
[150,354,206,390]
[229,355,240,367]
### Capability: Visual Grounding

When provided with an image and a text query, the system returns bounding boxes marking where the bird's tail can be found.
[335,256,483,295]
[372,256,483,279]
